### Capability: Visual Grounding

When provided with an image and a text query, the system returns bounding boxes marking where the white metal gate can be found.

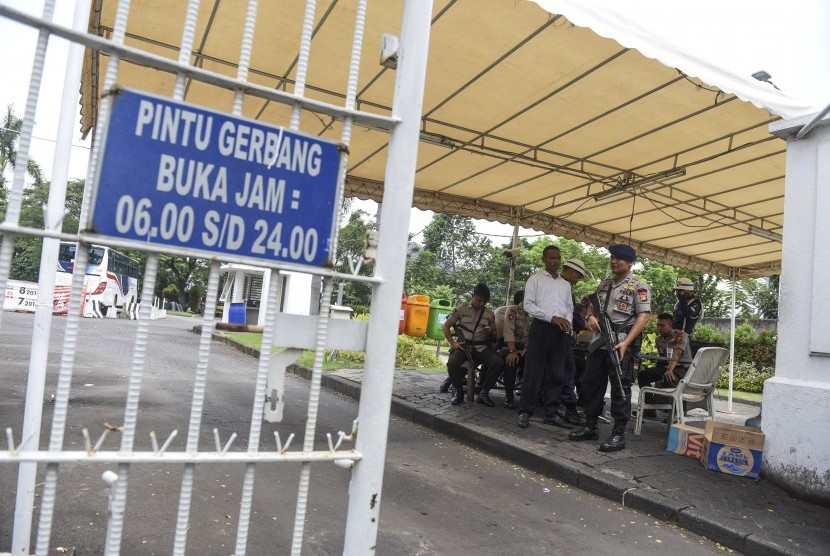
[0,0,432,554]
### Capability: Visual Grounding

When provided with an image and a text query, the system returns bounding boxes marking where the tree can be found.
[9,178,84,281]
[156,255,209,309]
[1,105,45,217]
[333,209,375,307]
[422,214,491,275]
[738,276,780,319]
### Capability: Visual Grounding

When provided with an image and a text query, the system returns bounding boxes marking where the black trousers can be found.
[637,364,687,389]
[519,320,567,417]
[497,348,524,398]
[447,347,504,393]
[559,337,579,408]
[582,349,632,427]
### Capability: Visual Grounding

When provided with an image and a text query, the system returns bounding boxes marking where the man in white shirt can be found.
[517,245,574,429]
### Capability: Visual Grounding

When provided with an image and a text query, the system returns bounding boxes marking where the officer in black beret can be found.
[569,244,651,452]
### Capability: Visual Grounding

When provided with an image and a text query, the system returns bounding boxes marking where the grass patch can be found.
[223,331,447,372]
[168,310,198,317]
[716,389,763,403]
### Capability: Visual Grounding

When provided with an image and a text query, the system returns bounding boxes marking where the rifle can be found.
[453,323,480,401]
[587,293,627,400]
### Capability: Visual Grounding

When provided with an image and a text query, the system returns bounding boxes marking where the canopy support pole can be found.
[506,214,520,303]
[727,268,737,413]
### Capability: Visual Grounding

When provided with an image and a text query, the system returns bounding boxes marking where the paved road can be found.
[0,312,730,554]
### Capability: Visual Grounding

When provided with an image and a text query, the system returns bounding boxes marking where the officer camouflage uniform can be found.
[499,302,531,407]
[444,285,504,406]
[672,279,703,335]
[570,244,651,451]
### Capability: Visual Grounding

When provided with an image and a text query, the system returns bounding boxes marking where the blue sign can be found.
[91,89,341,266]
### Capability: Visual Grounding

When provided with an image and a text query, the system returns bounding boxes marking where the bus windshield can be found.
[57,243,105,267]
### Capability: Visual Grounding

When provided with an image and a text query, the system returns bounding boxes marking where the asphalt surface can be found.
[0,312,734,554]
[315,366,830,556]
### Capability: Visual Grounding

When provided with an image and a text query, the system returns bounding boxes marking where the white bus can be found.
[58,242,141,317]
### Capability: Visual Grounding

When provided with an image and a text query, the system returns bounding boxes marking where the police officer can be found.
[569,244,651,452]
[638,313,693,418]
[672,277,702,334]
[442,283,504,406]
[501,289,530,409]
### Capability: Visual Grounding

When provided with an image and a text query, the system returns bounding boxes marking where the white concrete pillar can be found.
[258,269,271,327]
[282,271,312,315]
[232,269,245,303]
[765,111,830,503]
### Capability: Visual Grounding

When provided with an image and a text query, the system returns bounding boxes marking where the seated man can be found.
[637,312,693,418]
[442,283,504,406]
[439,298,508,394]
[492,303,510,350]
[499,289,530,409]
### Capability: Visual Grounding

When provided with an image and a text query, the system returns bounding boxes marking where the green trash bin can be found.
[426,299,453,340]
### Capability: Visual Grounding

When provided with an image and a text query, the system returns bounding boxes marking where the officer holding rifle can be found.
[569,244,651,452]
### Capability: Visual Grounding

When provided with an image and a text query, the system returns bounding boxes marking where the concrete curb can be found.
[203,327,795,556]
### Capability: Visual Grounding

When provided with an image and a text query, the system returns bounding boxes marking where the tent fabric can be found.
[78,0,800,278]
[531,0,813,120]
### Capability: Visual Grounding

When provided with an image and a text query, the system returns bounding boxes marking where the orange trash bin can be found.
[404,294,430,337]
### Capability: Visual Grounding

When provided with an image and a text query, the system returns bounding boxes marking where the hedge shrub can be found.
[395,335,443,367]
[690,323,777,392]
[716,361,774,393]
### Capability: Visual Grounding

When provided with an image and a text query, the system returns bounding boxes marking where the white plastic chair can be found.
[634,347,729,435]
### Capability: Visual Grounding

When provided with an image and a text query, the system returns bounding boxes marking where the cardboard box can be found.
[667,423,705,459]
[700,421,765,479]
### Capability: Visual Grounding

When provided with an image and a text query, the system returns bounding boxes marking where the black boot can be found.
[451,390,465,405]
[600,421,627,452]
[568,418,599,441]
[439,377,451,393]
[564,405,586,426]
[503,393,515,409]
[476,390,495,407]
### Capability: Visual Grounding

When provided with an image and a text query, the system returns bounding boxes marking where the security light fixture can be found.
[419,131,457,149]
[747,225,782,242]
[752,70,779,90]
[593,167,686,201]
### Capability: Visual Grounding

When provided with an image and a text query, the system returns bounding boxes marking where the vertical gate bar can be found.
[289,0,317,130]
[231,0,260,116]
[70,0,133,552]
[290,276,334,556]
[223,3,271,551]
[171,262,220,556]
[290,1,367,552]
[0,0,54,333]
[172,0,201,100]
[234,275,282,555]
[343,0,433,552]
[8,3,59,553]
[285,4,319,548]
[32,1,95,554]
[103,254,158,556]
[149,1,206,553]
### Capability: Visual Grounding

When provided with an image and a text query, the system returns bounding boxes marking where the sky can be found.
[2,0,829,247]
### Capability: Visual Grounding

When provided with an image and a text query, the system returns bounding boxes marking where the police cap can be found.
[608,244,636,261]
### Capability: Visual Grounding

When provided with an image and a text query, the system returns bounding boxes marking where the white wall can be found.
[764,111,830,503]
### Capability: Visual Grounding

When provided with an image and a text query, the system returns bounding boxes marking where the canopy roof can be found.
[80,0,809,278]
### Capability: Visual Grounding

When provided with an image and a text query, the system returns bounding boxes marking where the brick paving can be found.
[312,366,830,556]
